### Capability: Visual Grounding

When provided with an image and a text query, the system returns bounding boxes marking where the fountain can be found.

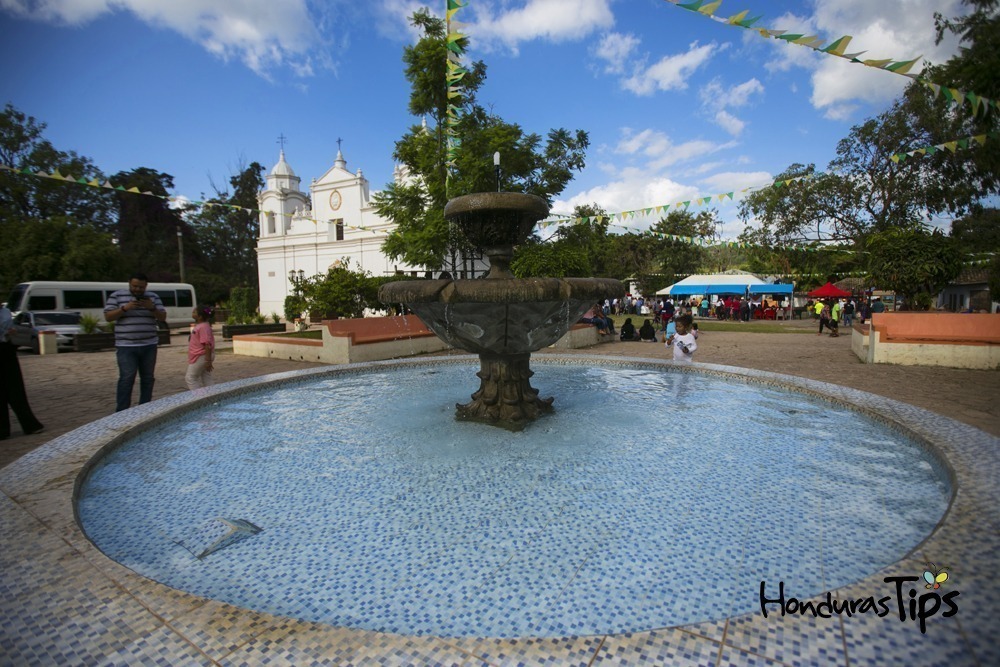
[379,192,623,430]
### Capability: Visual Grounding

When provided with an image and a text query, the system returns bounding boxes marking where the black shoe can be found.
[23,425,44,436]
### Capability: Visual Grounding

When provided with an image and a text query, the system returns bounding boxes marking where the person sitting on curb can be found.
[639,319,657,342]
[620,318,639,341]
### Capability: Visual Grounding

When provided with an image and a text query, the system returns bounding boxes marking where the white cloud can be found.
[622,41,718,96]
[0,0,326,77]
[713,111,745,136]
[594,32,640,74]
[754,0,965,117]
[698,170,773,194]
[699,78,763,136]
[614,127,738,172]
[470,0,614,52]
[373,0,428,41]
[552,174,699,227]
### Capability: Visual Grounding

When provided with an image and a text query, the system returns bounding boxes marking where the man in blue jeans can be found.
[104,273,167,412]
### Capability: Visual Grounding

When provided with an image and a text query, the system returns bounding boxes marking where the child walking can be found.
[186,305,215,390]
[665,314,698,363]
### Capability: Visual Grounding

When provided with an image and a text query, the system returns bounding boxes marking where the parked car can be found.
[8,311,83,352]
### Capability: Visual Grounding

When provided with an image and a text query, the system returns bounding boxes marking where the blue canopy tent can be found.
[704,284,751,295]
[668,284,708,296]
[748,284,794,295]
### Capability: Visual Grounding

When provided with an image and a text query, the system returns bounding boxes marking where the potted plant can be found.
[220,288,286,339]
[74,315,116,352]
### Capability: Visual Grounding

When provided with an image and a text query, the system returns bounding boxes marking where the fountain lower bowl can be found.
[379,277,622,355]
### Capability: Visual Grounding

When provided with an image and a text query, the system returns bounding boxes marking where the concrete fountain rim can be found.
[3,354,997,650]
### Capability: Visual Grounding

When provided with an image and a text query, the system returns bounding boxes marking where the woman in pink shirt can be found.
[186,305,215,390]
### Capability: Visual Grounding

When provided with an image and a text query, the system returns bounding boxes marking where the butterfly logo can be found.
[923,562,950,590]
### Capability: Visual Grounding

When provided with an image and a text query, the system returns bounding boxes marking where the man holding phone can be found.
[105,273,167,412]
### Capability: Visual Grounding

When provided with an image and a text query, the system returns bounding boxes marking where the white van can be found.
[5,281,197,329]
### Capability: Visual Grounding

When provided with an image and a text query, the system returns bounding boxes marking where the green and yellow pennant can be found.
[890,131,998,163]
[662,0,999,119]
[444,0,468,189]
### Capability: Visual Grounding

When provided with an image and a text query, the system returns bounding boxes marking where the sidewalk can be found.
[1,333,326,469]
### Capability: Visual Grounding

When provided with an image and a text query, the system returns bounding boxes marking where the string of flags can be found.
[2,162,991,260]
[445,0,468,191]
[661,0,999,119]
[891,131,999,163]
[539,173,817,229]
[0,164,386,236]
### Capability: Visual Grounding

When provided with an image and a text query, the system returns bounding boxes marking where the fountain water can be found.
[379,192,623,429]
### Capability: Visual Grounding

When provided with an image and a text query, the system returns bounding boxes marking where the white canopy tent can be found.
[656,273,768,296]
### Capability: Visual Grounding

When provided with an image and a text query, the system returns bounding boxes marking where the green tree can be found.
[374,9,589,274]
[0,104,120,290]
[0,104,115,231]
[302,262,381,319]
[951,207,1000,307]
[112,167,190,282]
[187,161,265,303]
[650,209,717,278]
[924,1,1000,212]
[510,239,590,278]
[865,227,964,310]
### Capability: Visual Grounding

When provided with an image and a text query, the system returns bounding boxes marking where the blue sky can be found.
[0,0,965,239]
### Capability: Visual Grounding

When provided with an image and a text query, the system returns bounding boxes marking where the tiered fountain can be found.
[379,192,623,430]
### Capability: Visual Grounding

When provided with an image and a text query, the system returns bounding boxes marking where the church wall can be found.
[256,150,425,318]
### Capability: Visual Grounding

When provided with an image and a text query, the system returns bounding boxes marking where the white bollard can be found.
[38,330,59,355]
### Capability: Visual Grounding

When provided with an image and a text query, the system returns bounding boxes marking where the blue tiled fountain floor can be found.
[77,363,951,638]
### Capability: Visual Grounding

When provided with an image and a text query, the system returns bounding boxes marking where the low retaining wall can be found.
[234,317,613,364]
[855,312,1000,369]
[233,315,450,364]
[550,323,608,349]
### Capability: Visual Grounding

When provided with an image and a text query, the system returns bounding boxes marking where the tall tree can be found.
[187,161,265,303]
[374,9,589,274]
[112,167,188,282]
[0,104,120,291]
[650,209,717,278]
[511,204,609,278]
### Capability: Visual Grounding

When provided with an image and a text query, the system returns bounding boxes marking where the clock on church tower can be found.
[329,189,342,211]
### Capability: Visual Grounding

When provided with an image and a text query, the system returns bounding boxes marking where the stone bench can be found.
[855,312,1000,369]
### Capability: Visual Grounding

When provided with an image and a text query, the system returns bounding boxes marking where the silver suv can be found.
[8,311,83,353]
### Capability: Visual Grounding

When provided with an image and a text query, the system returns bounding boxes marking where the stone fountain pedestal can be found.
[380,192,623,430]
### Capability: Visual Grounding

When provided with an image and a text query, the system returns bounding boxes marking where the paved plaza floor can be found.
[2,323,998,665]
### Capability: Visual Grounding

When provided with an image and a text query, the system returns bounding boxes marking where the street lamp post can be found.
[177,228,186,282]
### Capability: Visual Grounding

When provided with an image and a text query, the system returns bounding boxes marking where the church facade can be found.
[255,147,421,317]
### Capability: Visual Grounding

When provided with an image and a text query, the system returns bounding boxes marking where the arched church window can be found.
[266,212,275,235]
[335,219,344,241]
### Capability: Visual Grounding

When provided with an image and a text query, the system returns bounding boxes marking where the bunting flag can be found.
[538,173,814,229]
[0,164,385,236]
[6,162,990,260]
[661,0,1000,119]
[445,0,468,192]
[890,131,999,163]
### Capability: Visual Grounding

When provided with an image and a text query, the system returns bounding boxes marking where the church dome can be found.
[270,150,296,177]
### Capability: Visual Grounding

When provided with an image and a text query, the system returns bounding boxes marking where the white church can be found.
[255,144,422,317]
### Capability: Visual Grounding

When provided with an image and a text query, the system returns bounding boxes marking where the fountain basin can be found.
[76,358,952,638]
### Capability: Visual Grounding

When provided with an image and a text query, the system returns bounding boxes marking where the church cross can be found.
[337,137,343,152]
[277,133,288,151]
